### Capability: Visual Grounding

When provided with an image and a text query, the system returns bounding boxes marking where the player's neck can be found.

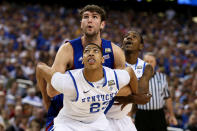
[83,67,103,82]
[82,35,101,46]
[126,51,139,65]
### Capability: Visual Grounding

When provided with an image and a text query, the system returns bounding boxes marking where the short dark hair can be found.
[80,5,106,21]
[84,43,103,55]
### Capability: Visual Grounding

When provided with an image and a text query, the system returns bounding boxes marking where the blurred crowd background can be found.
[0,1,196,131]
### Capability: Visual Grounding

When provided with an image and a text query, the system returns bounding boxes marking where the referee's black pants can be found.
[135,108,167,131]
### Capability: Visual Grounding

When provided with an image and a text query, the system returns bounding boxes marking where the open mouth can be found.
[125,41,133,45]
[87,25,93,29]
[88,58,96,64]
[125,41,133,48]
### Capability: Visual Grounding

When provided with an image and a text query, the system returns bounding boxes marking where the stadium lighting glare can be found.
[192,17,197,23]
[147,0,152,2]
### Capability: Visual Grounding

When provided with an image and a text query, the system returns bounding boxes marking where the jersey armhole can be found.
[113,71,119,90]
[142,62,146,73]
[68,71,79,101]
[110,42,115,69]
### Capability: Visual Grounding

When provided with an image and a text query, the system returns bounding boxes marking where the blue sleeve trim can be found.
[135,59,139,70]
[102,68,107,87]
[68,71,79,101]
[114,71,119,90]
[143,62,146,73]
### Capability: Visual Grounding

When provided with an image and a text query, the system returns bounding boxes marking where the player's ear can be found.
[82,58,84,64]
[121,42,125,50]
[101,57,105,64]
[139,43,144,51]
[100,21,105,30]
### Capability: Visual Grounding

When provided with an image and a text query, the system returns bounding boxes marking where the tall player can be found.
[106,30,154,131]
[36,43,138,131]
[36,5,137,130]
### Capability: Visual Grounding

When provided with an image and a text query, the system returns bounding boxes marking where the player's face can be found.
[144,55,156,69]
[82,44,104,69]
[81,11,105,37]
[123,31,142,52]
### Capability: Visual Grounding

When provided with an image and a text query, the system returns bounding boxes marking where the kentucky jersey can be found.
[106,58,146,119]
[51,66,130,131]
[46,37,114,130]
[126,58,146,79]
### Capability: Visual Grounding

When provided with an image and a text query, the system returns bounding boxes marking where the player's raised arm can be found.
[36,62,60,107]
[36,63,51,110]
[37,42,73,109]
[51,42,73,73]
[111,43,126,69]
[138,64,153,94]
[36,62,55,85]
[47,42,73,97]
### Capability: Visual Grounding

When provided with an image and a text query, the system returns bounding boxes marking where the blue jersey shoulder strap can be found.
[101,39,114,69]
[69,37,84,69]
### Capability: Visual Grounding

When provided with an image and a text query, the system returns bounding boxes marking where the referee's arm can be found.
[164,76,178,125]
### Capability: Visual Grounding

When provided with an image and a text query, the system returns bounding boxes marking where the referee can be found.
[135,52,178,131]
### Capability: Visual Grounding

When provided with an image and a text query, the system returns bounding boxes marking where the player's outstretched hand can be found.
[114,93,152,110]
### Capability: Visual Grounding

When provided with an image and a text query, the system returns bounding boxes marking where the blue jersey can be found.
[70,37,114,69]
[46,37,114,131]
[46,94,63,131]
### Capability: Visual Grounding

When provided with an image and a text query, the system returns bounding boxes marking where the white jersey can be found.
[105,58,146,131]
[126,58,147,79]
[51,66,130,131]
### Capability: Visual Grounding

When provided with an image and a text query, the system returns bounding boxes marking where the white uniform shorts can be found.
[53,115,112,131]
[108,116,137,131]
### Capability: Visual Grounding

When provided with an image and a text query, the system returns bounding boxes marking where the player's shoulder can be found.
[113,68,128,75]
[137,58,144,63]
[111,42,122,51]
[66,68,82,75]
[103,66,112,71]
[138,58,151,69]
[103,66,118,74]
[57,41,73,54]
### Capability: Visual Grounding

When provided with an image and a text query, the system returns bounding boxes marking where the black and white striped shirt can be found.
[137,72,170,110]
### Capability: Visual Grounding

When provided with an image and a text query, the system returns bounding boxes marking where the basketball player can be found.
[36,5,135,130]
[105,30,153,131]
[36,43,138,131]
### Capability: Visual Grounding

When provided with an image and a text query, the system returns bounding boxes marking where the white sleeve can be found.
[114,69,130,89]
[51,72,76,97]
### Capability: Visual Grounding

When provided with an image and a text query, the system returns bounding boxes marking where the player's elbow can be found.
[36,63,45,75]
[46,84,58,97]
[47,89,55,97]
